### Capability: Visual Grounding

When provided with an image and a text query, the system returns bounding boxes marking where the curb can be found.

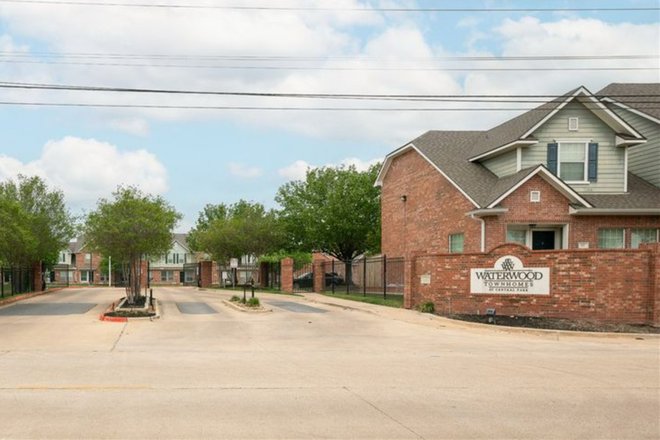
[304,295,660,341]
[99,299,161,323]
[222,300,272,314]
[0,287,65,308]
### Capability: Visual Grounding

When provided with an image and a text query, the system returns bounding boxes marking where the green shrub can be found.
[417,301,435,314]
[230,295,242,303]
[246,297,260,307]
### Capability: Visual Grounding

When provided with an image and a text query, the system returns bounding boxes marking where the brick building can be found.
[377,84,660,256]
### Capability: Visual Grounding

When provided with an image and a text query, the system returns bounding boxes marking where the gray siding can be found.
[612,108,660,188]
[522,100,625,194]
[482,149,517,177]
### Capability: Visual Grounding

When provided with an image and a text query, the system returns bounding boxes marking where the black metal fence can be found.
[320,256,404,298]
[1,266,34,298]
[183,262,201,287]
[262,262,281,290]
[292,260,314,293]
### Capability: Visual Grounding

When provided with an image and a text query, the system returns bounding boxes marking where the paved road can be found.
[0,287,658,439]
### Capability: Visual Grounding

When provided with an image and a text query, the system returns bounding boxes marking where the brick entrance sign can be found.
[405,243,660,326]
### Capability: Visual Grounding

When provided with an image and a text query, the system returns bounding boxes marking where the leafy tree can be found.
[196,200,283,265]
[187,203,228,251]
[0,175,75,267]
[83,186,182,304]
[0,197,37,267]
[275,164,381,261]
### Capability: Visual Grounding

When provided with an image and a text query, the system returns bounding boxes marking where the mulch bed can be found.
[447,314,660,334]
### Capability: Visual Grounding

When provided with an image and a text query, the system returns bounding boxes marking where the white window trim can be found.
[530,190,541,202]
[557,140,590,185]
[568,117,579,131]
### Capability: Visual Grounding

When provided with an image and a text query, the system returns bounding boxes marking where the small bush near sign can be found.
[416,301,435,314]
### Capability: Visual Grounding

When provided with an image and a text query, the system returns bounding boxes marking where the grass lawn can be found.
[320,291,404,308]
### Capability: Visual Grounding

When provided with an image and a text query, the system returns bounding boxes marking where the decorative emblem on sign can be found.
[470,256,550,295]
[500,258,515,271]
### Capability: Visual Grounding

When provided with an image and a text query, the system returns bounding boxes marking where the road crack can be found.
[344,386,425,439]
[110,322,128,352]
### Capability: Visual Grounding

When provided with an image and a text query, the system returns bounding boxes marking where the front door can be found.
[532,231,556,250]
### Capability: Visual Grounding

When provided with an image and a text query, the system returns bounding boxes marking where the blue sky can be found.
[0,0,658,231]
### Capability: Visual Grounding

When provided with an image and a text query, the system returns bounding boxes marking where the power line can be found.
[1,51,656,62]
[3,101,660,112]
[2,81,660,103]
[0,58,656,71]
[0,0,657,12]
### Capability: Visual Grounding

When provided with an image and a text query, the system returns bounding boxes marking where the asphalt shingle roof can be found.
[584,173,660,210]
[597,83,660,121]
[402,84,660,210]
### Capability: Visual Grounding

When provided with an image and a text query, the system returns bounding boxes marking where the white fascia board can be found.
[173,239,190,253]
[520,87,642,140]
[569,207,660,216]
[486,166,593,209]
[468,140,538,162]
[375,143,480,208]
[615,136,647,147]
[602,98,660,125]
[465,207,509,216]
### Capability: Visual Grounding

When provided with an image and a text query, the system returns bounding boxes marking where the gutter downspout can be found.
[471,214,486,252]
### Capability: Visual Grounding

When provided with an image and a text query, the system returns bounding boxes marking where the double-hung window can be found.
[161,270,173,282]
[631,229,658,249]
[558,142,587,182]
[506,228,527,246]
[80,270,89,282]
[449,233,464,253]
[598,228,625,249]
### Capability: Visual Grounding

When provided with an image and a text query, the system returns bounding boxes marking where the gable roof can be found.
[598,83,660,122]
[173,233,190,251]
[468,86,643,161]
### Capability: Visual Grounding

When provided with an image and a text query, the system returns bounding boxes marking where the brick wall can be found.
[381,150,482,256]
[406,243,659,325]
[381,151,659,255]
[485,174,660,249]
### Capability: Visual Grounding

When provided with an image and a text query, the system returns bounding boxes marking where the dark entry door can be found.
[532,231,556,250]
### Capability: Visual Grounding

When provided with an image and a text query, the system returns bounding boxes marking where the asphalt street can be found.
[0,287,658,439]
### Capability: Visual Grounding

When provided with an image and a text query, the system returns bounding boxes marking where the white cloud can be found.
[278,156,382,181]
[228,162,262,178]
[0,9,657,144]
[0,136,168,209]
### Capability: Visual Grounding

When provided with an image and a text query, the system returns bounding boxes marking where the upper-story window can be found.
[84,253,91,262]
[558,142,587,182]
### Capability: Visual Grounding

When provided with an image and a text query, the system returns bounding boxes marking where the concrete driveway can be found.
[0,286,657,439]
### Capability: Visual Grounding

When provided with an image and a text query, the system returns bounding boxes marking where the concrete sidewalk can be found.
[301,291,660,341]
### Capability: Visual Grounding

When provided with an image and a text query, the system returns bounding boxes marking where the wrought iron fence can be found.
[320,256,404,298]
[292,260,314,293]
[218,263,261,288]
[0,266,34,298]
[262,262,281,290]
[183,262,201,287]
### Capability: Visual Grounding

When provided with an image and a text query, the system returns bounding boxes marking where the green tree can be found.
[0,175,75,267]
[196,200,283,265]
[83,186,182,304]
[275,164,381,261]
[187,203,228,251]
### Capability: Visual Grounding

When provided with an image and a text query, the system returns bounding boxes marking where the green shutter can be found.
[588,142,598,182]
[547,143,558,174]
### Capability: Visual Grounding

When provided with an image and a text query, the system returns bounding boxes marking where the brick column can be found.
[281,257,293,294]
[32,261,43,292]
[313,261,324,293]
[642,243,660,327]
[403,253,415,309]
[199,261,213,288]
